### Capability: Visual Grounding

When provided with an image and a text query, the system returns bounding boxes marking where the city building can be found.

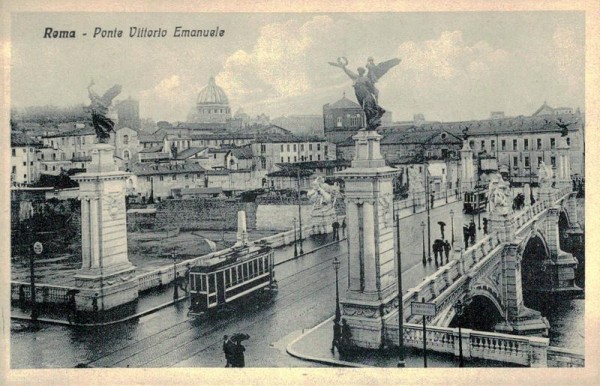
[252,134,336,172]
[271,114,324,136]
[323,92,365,145]
[11,132,43,185]
[114,126,140,169]
[127,162,206,200]
[187,76,232,123]
[115,97,141,130]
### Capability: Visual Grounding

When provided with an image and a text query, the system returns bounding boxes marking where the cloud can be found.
[139,75,194,121]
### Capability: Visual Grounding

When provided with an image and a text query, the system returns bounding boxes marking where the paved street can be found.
[12,199,468,368]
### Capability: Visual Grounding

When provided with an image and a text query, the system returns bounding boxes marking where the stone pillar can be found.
[460,140,475,192]
[528,338,550,368]
[336,130,399,349]
[541,206,581,294]
[235,210,249,247]
[555,137,571,190]
[72,143,138,312]
[495,243,550,336]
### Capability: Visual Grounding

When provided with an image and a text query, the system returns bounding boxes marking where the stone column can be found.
[72,143,138,312]
[460,140,475,192]
[336,130,399,349]
[556,137,571,190]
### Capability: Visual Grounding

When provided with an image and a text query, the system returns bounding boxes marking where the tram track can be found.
[86,246,347,367]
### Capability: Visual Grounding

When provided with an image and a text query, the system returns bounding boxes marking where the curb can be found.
[276,238,346,267]
[286,316,371,368]
[11,295,189,327]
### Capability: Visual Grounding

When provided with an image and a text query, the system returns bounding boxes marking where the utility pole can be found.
[395,210,405,368]
[297,167,304,254]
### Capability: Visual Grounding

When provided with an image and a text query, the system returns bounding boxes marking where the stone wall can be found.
[255,204,315,231]
[153,198,257,231]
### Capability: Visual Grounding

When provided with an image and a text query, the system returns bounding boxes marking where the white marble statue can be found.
[307,176,341,212]
[488,173,512,215]
[538,161,554,190]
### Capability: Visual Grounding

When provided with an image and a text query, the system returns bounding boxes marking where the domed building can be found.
[187,76,232,124]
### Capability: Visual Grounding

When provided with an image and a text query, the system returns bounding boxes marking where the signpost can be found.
[30,241,43,323]
[411,298,437,368]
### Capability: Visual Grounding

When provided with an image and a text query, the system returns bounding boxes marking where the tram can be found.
[188,245,277,315]
[463,187,488,214]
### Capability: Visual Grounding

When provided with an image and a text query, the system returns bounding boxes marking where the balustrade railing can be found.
[547,347,585,367]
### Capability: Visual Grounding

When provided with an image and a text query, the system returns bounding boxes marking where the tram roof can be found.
[192,245,272,272]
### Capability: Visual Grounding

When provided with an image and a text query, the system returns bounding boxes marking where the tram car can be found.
[463,188,488,214]
[189,245,277,315]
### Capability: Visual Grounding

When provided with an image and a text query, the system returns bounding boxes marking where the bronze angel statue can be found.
[87,80,122,143]
[329,56,400,130]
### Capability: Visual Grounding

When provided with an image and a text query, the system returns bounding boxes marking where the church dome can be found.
[197,76,229,105]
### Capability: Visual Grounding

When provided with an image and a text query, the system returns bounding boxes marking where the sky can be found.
[10,12,584,123]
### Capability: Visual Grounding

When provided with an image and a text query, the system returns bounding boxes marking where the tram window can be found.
[243,263,248,278]
[209,274,216,293]
[191,275,196,290]
[264,257,269,271]
[253,260,258,275]
[238,266,243,280]
[199,275,205,292]
[225,271,230,287]
[258,258,263,273]
[249,261,254,277]
[232,267,238,283]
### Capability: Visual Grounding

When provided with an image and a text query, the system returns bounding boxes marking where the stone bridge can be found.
[337,131,583,367]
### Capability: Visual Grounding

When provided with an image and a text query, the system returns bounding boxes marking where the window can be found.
[442,168,445,174]
[309,144,313,151]
[469,140,474,148]
[261,159,267,169]
[293,144,297,151]
[324,145,328,155]
[309,155,313,161]
[551,156,556,167]
[524,157,530,167]
[538,156,542,166]
[337,116,342,127]
[23,162,26,166]
[566,137,571,146]
[293,156,297,162]
[173,175,177,181]
[287,157,290,162]
[261,144,266,152]
[524,139,529,150]
[11,166,16,174]
[317,144,321,151]
[281,144,284,152]
[123,135,129,145]
[317,154,321,160]
[123,150,130,160]
[501,140,506,150]
[281,157,284,162]
[160,176,164,181]
[82,137,85,145]
[550,138,556,149]
[44,165,48,171]
[147,177,151,182]
[209,274,215,293]
[537,138,542,149]
[185,174,189,180]
[491,140,495,150]
[513,139,517,150]
[11,149,15,157]
[513,156,518,166]
[287,144,290,152]
[480,140,485,150]
[300,144,304,151]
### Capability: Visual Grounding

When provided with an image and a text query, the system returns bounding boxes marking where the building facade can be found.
[323,93,365,145]
[251,134,336,172]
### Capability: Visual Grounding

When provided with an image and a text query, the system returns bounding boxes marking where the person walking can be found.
[469,221,476,245]
[463,225,470,249]
[231,341,246,368]
[341,218,347,237]
[443,240,451,262]
[332,220,340,240]
[340,319,352,353]
[223,335,232,367]
[483,218,488,235]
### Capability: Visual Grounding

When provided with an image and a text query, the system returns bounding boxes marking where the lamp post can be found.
[450,209,455,246]
[333,255,341,334]
[395,211,406,368]
[293,217,298,257]
[172,252,179,300]
[454,300,465,367]
[297,168,304,255]
[421,221,426,265]
[425,165,432,262]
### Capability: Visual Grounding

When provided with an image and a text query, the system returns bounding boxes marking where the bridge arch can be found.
[448,293,504,331]
[558,209,570,250]
[520,231,553,299]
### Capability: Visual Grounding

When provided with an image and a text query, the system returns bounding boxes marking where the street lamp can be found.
[450,209,455,246]
[395,211,406,368]
[297,168,304,255]
[172,252,179,300]
[293,217,298,257]
[421,221,426,265]
[425,166,432,262]
[454,300,466,367]
[333,255,341,341]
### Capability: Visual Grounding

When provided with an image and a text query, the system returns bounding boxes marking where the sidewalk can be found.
[287,317,519,368]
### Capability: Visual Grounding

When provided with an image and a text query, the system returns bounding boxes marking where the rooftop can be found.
[11,132,43,147]
[128,162,205,176]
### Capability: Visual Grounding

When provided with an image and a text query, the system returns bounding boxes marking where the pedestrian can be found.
[463,225,470,249]
[231,341,245,368]
[469,221,476,245]
[430,193,435,209]
[341,218,346,237]
[223,335,232,367]
[483,218,488,235]
[332,220,340,240]
[331,320,342,354]
[443,240,451,261]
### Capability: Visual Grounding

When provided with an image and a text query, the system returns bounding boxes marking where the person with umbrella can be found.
[223,335,234,367]
[230,333,250,367]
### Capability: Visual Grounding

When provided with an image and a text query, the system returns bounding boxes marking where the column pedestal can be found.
[72,144,138,311]
[337,130,400,349]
